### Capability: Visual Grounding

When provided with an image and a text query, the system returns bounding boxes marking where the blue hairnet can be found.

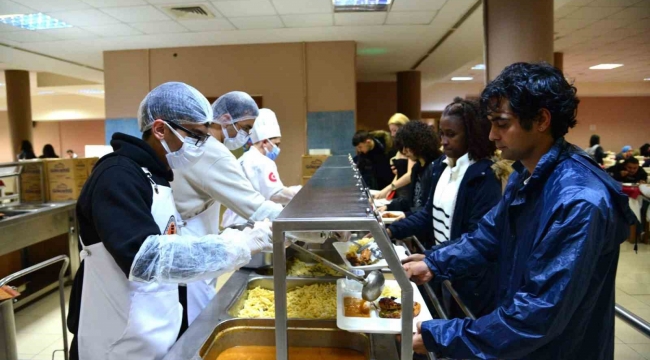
[138,82,213,132]
[622,145,632,152]
[212,91,259,125]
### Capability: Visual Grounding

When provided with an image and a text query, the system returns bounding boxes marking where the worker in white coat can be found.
[67,82,272,360]
[171,92,284,324]
[222,108,301,226]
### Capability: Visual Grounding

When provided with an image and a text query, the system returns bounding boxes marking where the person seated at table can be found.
[640,143,650,167]
[388,97,502,318]
[608,157,648,184]
[616,145,634,162]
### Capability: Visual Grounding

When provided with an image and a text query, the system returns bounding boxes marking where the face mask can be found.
[160,123,206,170]
[222,123,250,150]
[264,141,281,161]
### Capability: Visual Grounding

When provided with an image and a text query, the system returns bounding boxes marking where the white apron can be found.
[181,201,220,325]
[77,168,183,360]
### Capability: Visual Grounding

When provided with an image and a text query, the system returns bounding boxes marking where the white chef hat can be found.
[250,108,281,144]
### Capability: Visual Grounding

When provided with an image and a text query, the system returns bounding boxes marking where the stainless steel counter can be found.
[164,270,400,360]
[0,201,79,307]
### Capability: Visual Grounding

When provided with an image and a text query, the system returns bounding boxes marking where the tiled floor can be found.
[9,244,650,359]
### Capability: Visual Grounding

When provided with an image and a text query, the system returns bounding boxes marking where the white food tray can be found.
[374,198,392,207]
[381,211,404,224]
[332,241,408,271]
[336,279,433,334]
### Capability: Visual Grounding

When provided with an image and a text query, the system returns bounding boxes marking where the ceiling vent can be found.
[161,5,215,20]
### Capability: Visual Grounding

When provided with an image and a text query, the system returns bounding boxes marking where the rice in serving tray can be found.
[237,283,337,319]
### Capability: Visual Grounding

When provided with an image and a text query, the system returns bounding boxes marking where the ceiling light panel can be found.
[48,9,121,26]
[213,0,277,17]
[333,0,391,13]
[101,6,170,23]
[389,0,445,12]
[451,77,473,81]
[229,15,283,29]
[385,11,435,25]
[281,13,333,27]
[589,63,623,69]
[272,0,332,15]
[0,13,73,30]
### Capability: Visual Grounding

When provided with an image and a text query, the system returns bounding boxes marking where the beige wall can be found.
[566,97,650,153]
[0,111,11,163]
[104,41,356,185]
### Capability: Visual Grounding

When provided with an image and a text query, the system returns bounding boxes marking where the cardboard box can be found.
[20,163,45,202]
[301,155,329,177]
[45,159,88,181]
[301,176,311,186]
[86,157,99,176]
[48,178,81,201]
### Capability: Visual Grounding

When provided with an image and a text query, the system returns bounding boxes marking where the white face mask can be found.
[222,123,251,150]
[160,122,207,170]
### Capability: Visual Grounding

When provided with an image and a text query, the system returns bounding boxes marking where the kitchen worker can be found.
[222,108,301,227]
[171,92,285,325]
[67,82,273,360]
[404,62,637,359]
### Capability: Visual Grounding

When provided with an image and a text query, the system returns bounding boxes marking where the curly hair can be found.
[442,97,496,161]
[480,62,579,140]
[394,121,441,163]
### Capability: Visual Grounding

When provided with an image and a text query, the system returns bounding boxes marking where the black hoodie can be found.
[67,133,186,358]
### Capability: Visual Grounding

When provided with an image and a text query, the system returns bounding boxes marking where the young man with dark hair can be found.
[352,129,395,190]
[609,157,648,184]
[404,62,636,359]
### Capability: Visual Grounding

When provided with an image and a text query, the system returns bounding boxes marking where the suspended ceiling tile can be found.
[47,9,121,27]
[334,12,386,26]
[385,11,436,25]
[42,27,97,39]
[271,0,331,15]
[130,20,188,33]
[212,0,276,17]
[18,0,91,12]
[83,23,143,36]
[178,18,235,31]
[101,5,170,23]
[229,15,283,29]
[281,13,333,28]
[81,0,147,7]
[390,0,446,12]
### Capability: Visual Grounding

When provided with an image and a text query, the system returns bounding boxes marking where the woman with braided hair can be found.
[389,97,502,318]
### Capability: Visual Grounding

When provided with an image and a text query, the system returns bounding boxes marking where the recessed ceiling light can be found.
[589,64,623,70]
[644,78,650,81]
[333,0,391,13]
[0,13,72,30]
[471,64,485,70]
[78,89,105,95]
[451,77,473,81]
[0,83,4,86]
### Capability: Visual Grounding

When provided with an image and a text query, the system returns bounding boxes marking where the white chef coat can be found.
[431,153,474,244]
[222,147,285,227]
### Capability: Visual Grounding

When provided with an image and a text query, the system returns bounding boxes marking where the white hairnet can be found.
[129,232,251,284]
[250,108,281,143]
[138,82,213,132]
[212,91,259,125]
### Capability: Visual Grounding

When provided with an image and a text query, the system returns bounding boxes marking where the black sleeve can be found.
[595,147,605,165]
[91,165,160,277]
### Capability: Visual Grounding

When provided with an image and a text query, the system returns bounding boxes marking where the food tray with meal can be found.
[336,279,433,334]
[380,211,404,224]
[332,238,408,271]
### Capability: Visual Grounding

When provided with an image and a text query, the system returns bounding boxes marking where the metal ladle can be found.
[288,243,385,301]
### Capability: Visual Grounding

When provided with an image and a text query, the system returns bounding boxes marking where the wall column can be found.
[5,70,33,159]
[396,71,421,120]
[484,0,554,82]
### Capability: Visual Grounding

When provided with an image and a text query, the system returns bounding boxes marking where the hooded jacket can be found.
[420,138,637,359]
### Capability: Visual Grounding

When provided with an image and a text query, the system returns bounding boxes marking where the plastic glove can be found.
[244,221,273,254]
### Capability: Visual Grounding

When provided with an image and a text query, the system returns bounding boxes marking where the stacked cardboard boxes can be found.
[20,163,44,202]
[300,155,329,186]
[19,158,99,202]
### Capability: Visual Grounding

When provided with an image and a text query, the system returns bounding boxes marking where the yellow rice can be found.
[237,283,337,319]
[287,258,342,277]
[381,284,402,298]
[348,238,374,253]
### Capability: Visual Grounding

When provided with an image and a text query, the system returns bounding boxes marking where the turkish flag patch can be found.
[269,172,277,182]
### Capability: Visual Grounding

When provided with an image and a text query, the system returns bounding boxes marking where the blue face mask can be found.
[265,142,281,161]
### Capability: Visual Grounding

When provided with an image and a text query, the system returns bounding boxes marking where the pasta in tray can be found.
[237,283,337,319]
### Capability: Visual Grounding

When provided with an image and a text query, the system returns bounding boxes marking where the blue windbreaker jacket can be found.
[421,138,637,359]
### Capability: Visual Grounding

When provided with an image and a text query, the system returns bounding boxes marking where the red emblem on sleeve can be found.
[269,172,277,182]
